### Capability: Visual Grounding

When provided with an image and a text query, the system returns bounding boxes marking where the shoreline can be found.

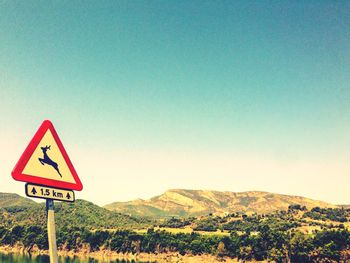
[0,244,244,263]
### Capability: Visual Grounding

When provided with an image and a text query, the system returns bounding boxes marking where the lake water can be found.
[0,253,152,263]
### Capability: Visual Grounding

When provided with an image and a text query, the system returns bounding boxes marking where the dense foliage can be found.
[159,217,192,228]
[1,195,350,262]
[303,207,349,222]
[0,199,151,230]
[1,225,350,262]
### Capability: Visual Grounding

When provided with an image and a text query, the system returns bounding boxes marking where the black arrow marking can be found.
[66,193,71,199]
[31,187,37,195]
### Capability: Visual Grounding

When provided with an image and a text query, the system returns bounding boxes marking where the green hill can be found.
[105,189,337,218]
[0,193,151,230]
[0,193,36,208]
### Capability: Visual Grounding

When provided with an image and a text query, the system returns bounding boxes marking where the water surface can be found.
[0,253,151,263]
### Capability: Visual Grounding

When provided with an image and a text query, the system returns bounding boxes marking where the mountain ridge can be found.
[0,190,342,220]
[104,189,338,218]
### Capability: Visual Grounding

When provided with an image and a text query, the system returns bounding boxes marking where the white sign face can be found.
[25,183,75,202]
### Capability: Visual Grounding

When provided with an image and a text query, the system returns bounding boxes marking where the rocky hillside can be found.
[104,189,337,218]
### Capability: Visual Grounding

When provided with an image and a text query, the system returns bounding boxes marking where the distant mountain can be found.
[0,193,150,230]
[104,189,337,218]
[0,190,340,224]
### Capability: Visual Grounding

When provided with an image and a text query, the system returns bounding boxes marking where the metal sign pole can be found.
[46,199,58,263]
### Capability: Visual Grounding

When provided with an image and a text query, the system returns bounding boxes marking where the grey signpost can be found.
[46,199,58,263]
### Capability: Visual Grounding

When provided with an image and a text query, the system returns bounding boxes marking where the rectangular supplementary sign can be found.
[25,183,75,202]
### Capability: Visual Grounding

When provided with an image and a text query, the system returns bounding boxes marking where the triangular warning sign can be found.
[12,120,83,191]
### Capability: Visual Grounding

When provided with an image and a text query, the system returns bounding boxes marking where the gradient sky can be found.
[0,1,349,205]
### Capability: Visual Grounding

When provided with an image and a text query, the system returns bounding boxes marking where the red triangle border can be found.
[12,120,83,191]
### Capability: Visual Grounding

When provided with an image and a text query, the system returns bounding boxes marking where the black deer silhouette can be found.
[38,145,62,177]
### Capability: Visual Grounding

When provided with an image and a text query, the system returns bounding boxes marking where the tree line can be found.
[1,224,350,262]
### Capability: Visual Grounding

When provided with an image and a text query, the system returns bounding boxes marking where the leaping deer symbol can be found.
[38,145,62,177]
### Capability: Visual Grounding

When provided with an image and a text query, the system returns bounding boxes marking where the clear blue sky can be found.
[0,1,349,205]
